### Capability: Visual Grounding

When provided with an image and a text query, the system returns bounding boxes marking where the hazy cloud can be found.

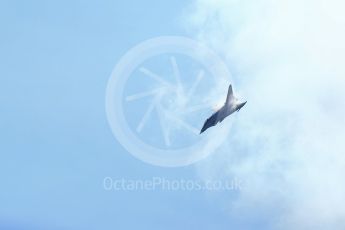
[187,0,345,228]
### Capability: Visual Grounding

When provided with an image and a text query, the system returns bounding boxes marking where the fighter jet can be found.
[200,84,246,134]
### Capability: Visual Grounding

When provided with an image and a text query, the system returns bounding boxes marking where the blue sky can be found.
[3,0,345,229]
[0,1,256,229]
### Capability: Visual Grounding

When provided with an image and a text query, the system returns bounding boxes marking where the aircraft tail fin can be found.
[225,84,234,104]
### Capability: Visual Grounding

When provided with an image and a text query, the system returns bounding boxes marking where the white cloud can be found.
[187,0,345,228]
